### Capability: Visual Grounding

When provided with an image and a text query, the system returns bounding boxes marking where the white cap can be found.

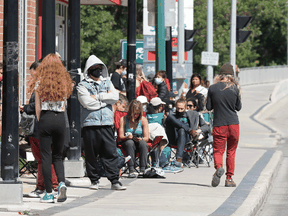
[136,95,148,104]
[150,97,166,106]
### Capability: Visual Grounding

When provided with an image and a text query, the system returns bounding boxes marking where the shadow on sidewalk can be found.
[159,181,210,187]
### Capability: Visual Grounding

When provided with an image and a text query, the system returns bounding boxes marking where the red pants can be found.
[212,124,239,178]
[29,137,59,190]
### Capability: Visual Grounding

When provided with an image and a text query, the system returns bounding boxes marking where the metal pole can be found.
[42,0,55,57]
[230,0,237,76]
[1,0,19,181]
[67,0,81,160]
[156,0,166,71]
[166,27,173,90]
[287,1,288,65]
[127,0,137,102]
[206,0,214,84]
[178,0,185,64]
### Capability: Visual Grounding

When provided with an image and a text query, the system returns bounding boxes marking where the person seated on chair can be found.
[118,100,149,178]
[146,97,169,167]
[165,97,209,167]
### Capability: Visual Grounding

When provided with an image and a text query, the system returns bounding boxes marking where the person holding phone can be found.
[119,100,149,178]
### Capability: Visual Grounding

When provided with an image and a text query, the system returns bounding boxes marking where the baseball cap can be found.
[114,59,127,67]
[150,97,166,106]
[136,95,148,104]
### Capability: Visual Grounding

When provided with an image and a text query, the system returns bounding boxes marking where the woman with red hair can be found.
[29,53,73,203]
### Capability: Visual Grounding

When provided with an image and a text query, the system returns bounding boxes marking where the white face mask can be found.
[121,70,127,76]
[142,104,147,112]
[154,78,163,85]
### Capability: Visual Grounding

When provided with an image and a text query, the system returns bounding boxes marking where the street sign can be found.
[201,51,219,66]
[120,40,144,64]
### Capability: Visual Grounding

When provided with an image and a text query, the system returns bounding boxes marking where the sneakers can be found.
[89,181,99,190]
[40,193,54,203]
[171,160,183,168]
[211,167,225,187]
[128,171,138,178]
[225,178,236,187]
[111,182,127,190]
[57,182,67,202]
[162,165,184,173]
[29,188,45,198]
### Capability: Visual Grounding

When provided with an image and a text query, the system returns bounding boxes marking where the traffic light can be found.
[185,29,197,51]
[236,16,252,44]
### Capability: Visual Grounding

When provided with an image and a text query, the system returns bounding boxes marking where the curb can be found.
[232,150,282,216]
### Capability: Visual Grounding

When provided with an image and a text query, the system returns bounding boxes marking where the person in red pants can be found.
[20,61,59,198]
[206,62,242,187]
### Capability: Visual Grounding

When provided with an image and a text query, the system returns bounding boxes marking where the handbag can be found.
[19,112,35,136]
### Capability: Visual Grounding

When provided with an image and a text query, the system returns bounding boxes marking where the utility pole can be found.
[156,0,166,71]
[127,0,137,102]
[42,0,55,57]
[0,0,22,204]
[206,0,214,84]
[66,0,84,177]
[178,0,185,65]
[166,27,173,90]
[230,0,237,76]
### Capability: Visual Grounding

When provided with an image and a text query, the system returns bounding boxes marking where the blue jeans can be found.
[166,114,191,159]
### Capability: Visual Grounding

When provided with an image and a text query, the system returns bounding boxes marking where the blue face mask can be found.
[154,78,163,85]
[121,70,127,76]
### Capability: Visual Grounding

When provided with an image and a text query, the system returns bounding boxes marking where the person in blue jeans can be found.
[119,100,149,178]
[165,97,209,167]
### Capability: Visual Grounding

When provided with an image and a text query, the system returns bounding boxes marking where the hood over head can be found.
[83,55,109,78]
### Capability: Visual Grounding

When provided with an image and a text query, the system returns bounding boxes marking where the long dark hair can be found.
[189,74,203,90]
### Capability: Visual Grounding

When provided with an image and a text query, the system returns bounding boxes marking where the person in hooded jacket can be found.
[77,55,126,191]
[154,70,169,108]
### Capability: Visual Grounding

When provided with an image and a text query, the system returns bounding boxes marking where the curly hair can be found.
[28,53,73,101]
[127,99,143,123]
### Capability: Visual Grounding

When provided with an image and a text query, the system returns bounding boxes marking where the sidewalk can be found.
[0,83,284,216]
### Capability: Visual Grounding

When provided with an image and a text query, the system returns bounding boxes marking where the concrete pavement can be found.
[0,82,285,216]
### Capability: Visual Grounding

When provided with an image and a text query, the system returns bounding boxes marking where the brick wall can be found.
[25,0,37,103]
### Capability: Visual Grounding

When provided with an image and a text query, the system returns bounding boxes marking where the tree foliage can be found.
[80,0,287,77]
[80,0,143,72]
[193,0,287,77]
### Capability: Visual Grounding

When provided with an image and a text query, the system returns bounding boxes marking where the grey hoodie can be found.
[77,55,119,126]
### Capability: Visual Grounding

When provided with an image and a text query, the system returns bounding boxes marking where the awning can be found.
[80,0,127,6]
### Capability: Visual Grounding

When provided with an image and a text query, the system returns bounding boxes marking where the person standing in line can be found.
[153,70,170,107]
[29,53,73,203]
[77,55,126,190]
[20,61,59,198]
[206,62,242,187]
[111,59,127,95]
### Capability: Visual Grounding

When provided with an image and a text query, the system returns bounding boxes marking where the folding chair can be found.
[19,134,38,178]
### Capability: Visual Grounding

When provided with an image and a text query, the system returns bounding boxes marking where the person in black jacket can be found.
[154,70,169,108]
[165,97,209,167]
[19,61,59,198]
[207,62,242,188]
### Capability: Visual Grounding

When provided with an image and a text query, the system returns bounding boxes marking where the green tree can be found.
[193,0,286,78]
[80,1,143,73]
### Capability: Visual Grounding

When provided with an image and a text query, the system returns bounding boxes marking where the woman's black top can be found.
[186,89,205,111]
[206,82,242,127]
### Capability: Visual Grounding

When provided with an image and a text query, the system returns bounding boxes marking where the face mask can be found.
[90,68,102,78]
[121,70,127,76]
[154,78,163,85]
[176,110,185,117]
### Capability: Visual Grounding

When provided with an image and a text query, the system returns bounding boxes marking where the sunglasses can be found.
[187,105,195,108]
